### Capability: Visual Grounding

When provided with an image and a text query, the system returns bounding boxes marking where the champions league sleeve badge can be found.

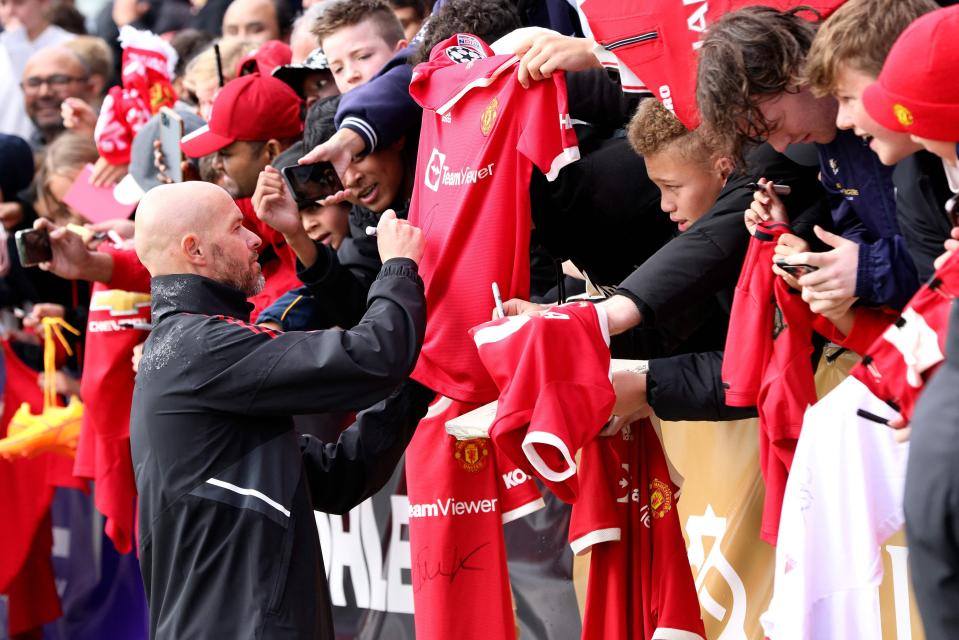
[445,34,486,64]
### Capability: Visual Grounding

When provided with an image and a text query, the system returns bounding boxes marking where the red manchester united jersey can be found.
[722,221,819,544]
[571,419,705,640]
[850,250,959,420]
[408,33,580,403]
[471,301,616,503]
[404,396,545,640]
[74,245,151,554]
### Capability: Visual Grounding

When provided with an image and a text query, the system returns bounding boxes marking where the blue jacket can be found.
[335,50,418,155]
[817,129,920,309]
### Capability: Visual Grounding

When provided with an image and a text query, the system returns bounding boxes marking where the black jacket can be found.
[130,261,432,639]
[894,150,954,281]
[616,144,831,420]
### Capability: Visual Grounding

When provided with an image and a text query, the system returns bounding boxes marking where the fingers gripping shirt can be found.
[407,33,580,403]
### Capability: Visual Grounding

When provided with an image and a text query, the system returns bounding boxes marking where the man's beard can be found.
[211,243,265,297]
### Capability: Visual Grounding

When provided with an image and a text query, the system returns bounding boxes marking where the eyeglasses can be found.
[21,75,88,93]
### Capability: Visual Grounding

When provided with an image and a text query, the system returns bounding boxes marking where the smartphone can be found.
[281,162,344,207]
[159,106,184,183]
[15,228,52,267]
[775,260,819,278]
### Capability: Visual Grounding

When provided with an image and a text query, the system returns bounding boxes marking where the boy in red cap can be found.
[180,73,305,317]
[860,8,959,639]
[796,0,950,283]
[863,5,959,170]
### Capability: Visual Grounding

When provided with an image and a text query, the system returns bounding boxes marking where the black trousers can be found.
[905,301,959,640]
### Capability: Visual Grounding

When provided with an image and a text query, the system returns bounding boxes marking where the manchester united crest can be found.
[649,478,673,519]
[893,103,914,127]
[454,438,490,473]
[481,98,498,136]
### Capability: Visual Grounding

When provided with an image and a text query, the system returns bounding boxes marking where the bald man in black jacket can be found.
[130,181,433,639]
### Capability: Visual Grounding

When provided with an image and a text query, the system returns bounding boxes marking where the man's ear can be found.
[264,139,283,164]
[181,233,206,266]
[394,38,409,54]
[88,74,107,98]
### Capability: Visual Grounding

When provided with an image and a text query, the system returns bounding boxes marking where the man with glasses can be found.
[19,45,94,149]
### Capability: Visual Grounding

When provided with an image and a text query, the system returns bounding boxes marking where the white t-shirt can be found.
[0,45,34,142]
[0,24,74,78]
[761,376,909,640]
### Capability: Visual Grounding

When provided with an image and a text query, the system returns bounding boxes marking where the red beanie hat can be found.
[863,5,959,142]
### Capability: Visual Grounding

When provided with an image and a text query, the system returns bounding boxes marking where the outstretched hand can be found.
[252,166,302,238]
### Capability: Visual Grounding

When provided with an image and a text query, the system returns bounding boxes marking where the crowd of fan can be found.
[2,0,959,636]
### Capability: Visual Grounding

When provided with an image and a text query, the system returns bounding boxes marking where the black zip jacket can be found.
[616,144,831,421]
[130,260,432,639]
[893,150,954,281]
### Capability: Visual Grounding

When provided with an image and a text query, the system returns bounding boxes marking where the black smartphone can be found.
[15,228,52,267]
[775,260,819,278]
[281,162,344,207]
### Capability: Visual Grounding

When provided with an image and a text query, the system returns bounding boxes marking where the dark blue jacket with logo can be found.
[817,128,920,309]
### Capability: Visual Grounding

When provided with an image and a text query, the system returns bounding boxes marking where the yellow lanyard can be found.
[41,317,80,409]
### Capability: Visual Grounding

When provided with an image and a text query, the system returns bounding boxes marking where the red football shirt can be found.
[407,33,580,403]
[575,0,845,128]
[0,342,66,631]
[471,301,615,503]
[722,221,819,544]
[74,245,151,554]
[571,419,706,640]
[722,222,792,407]
[850,250,959,420]
[404,396,545,640]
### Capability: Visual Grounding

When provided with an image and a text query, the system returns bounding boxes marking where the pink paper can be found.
[62,164,137,224]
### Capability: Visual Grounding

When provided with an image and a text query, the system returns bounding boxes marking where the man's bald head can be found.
[222,0,282,44]
[136,182,233,275]
[22,47,94,142]
[135,182,264,295]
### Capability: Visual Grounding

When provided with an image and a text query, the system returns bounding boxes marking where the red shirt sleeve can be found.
[811,307,899,355]
[516,72,580,182]
[104,245,151,293]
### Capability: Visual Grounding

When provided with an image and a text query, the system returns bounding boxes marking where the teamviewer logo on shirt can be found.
[425,148,446,192]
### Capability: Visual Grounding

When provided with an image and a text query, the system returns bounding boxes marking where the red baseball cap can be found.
[180,74,304,158]
[863,6,959,141]
[236,40,292,77]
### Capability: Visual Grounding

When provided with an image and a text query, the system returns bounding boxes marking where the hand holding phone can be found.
[774,259,819,278]
[281,161,344,207]
[15,229,52,267]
